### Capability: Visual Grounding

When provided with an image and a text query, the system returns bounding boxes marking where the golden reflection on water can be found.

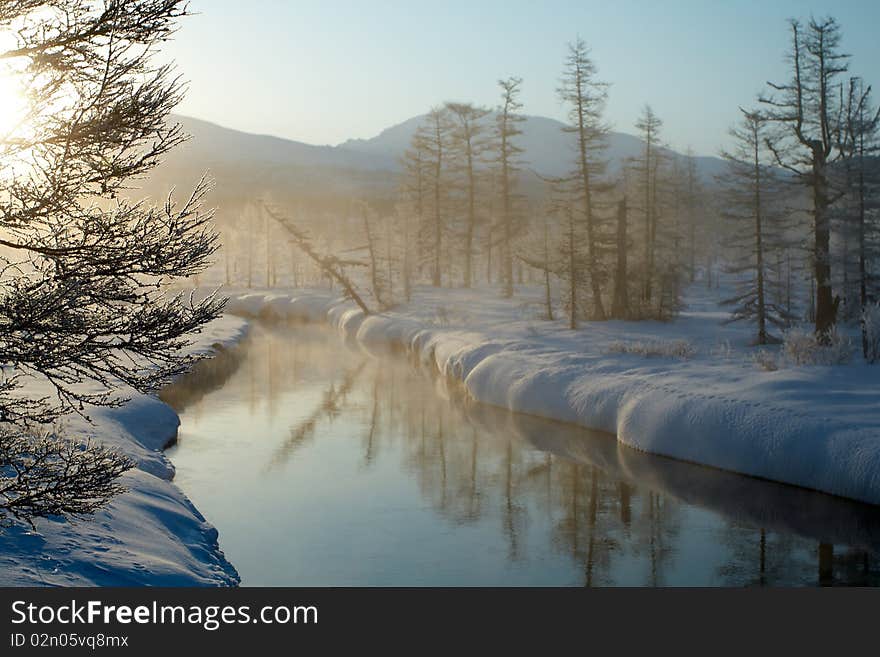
[162,322,880,586]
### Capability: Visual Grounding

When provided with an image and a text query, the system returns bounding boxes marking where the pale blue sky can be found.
[164,0,880,156]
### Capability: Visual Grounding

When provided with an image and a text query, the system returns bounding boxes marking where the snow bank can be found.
[224,285,880,506]
[0,314,249,586]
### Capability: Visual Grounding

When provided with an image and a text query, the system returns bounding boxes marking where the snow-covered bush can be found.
[752,348,779,371]
[429,305,472,327]
[782,327,817,365]
[606,339,696,360]
[863,301,880,364]
[711,340,735,360]
[782,326,854,366]
[1,431,133,530]
[517,301,549,322]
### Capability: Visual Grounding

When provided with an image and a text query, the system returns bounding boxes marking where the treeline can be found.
[369,38,719,328]
[718,17,879,354]
[238,16,878,350]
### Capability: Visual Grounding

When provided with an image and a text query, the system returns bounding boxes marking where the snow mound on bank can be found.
[223,286,880,506]
[0,314,248,586]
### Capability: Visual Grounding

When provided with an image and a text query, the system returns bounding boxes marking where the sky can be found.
[164,0,880,157]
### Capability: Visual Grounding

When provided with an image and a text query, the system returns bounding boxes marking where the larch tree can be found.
[611,196,630,319]
[416,107,451,287]
[838,77,880,358]
[446,102,490,288]
[393,202,414,303]
[558,38,609,321]
[517,207,557,321]
[558,197,583,329]
[400,140,427,292]
[0,0,223,527]
[760,16,850,339]
[265,205,372,315]
[683,148,704,283]
[718,109,794,344]
[360,202,389,309]
[492,77,525,298]
[633,105,663,306]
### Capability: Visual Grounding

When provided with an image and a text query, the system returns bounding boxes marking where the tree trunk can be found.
[501,139,513,298]
[463,148,475,288]
[576,105,606,320]
[612,198,629,319]
[813,151,836,338]
[858,141,869,357]
[643,139,653,304]
[754,138,767,345]
[543,216,554,321]
[568,208,577,330]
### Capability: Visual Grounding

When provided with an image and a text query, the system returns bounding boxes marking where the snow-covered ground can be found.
[8,280,872,586]
[0,314,248,586]
[224,283,880,506]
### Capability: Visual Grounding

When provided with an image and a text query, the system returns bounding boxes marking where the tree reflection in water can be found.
[164,322,880,586]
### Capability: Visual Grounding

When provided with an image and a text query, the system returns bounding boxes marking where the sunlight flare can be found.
[0,65,27,141]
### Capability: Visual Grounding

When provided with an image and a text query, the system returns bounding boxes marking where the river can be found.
[162,322,880,586]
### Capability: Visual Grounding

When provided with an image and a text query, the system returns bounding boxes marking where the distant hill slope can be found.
[139,113,729,221]
[341,113,728,180]
[168,114,398,171]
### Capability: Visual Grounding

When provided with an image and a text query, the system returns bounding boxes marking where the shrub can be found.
[429,305,472,327]
[606,339,696,360]
[752,348,779,371]
[711,340,735,360]
[1,431,133,530]
[863,301,880,364]
[782,325,854,366]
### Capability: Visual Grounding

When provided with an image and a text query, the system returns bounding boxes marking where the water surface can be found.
[163,323,880,586]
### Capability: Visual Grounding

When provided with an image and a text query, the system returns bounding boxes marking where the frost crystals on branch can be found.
[0,1,224,527]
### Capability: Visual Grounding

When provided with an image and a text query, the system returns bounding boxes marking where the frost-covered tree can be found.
[517,210,557,321]
[415,107,452,287]
[0,1,223,527]
[265,205,372,314]
[558,38,610,320]
[446,102,490,288]
[632,105,663,306]
[492,77,525,298]
[553,193,588,329]
[719,109,795,344]
[399,141,427,294]
[359,202,390,309]
[760,17,850,338]
[682,149,704,283]
[611,197,630,319]
[838,77,880,358]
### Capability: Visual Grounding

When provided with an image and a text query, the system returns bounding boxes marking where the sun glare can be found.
[0,67,28,141]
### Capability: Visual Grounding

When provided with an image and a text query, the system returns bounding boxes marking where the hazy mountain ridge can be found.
[166,114,398,171]
[340,113,728,180]
[170,112,728,181]
[141,113,729,217]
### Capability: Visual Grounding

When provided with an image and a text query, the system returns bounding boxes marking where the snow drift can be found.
[0,315,248,586]
[223,287,880,506]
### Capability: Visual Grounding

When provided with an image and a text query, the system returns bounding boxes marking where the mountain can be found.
[165,114,397,171]
[139,115,400,218]
[341,113,729,180]
[140,113,729,221]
